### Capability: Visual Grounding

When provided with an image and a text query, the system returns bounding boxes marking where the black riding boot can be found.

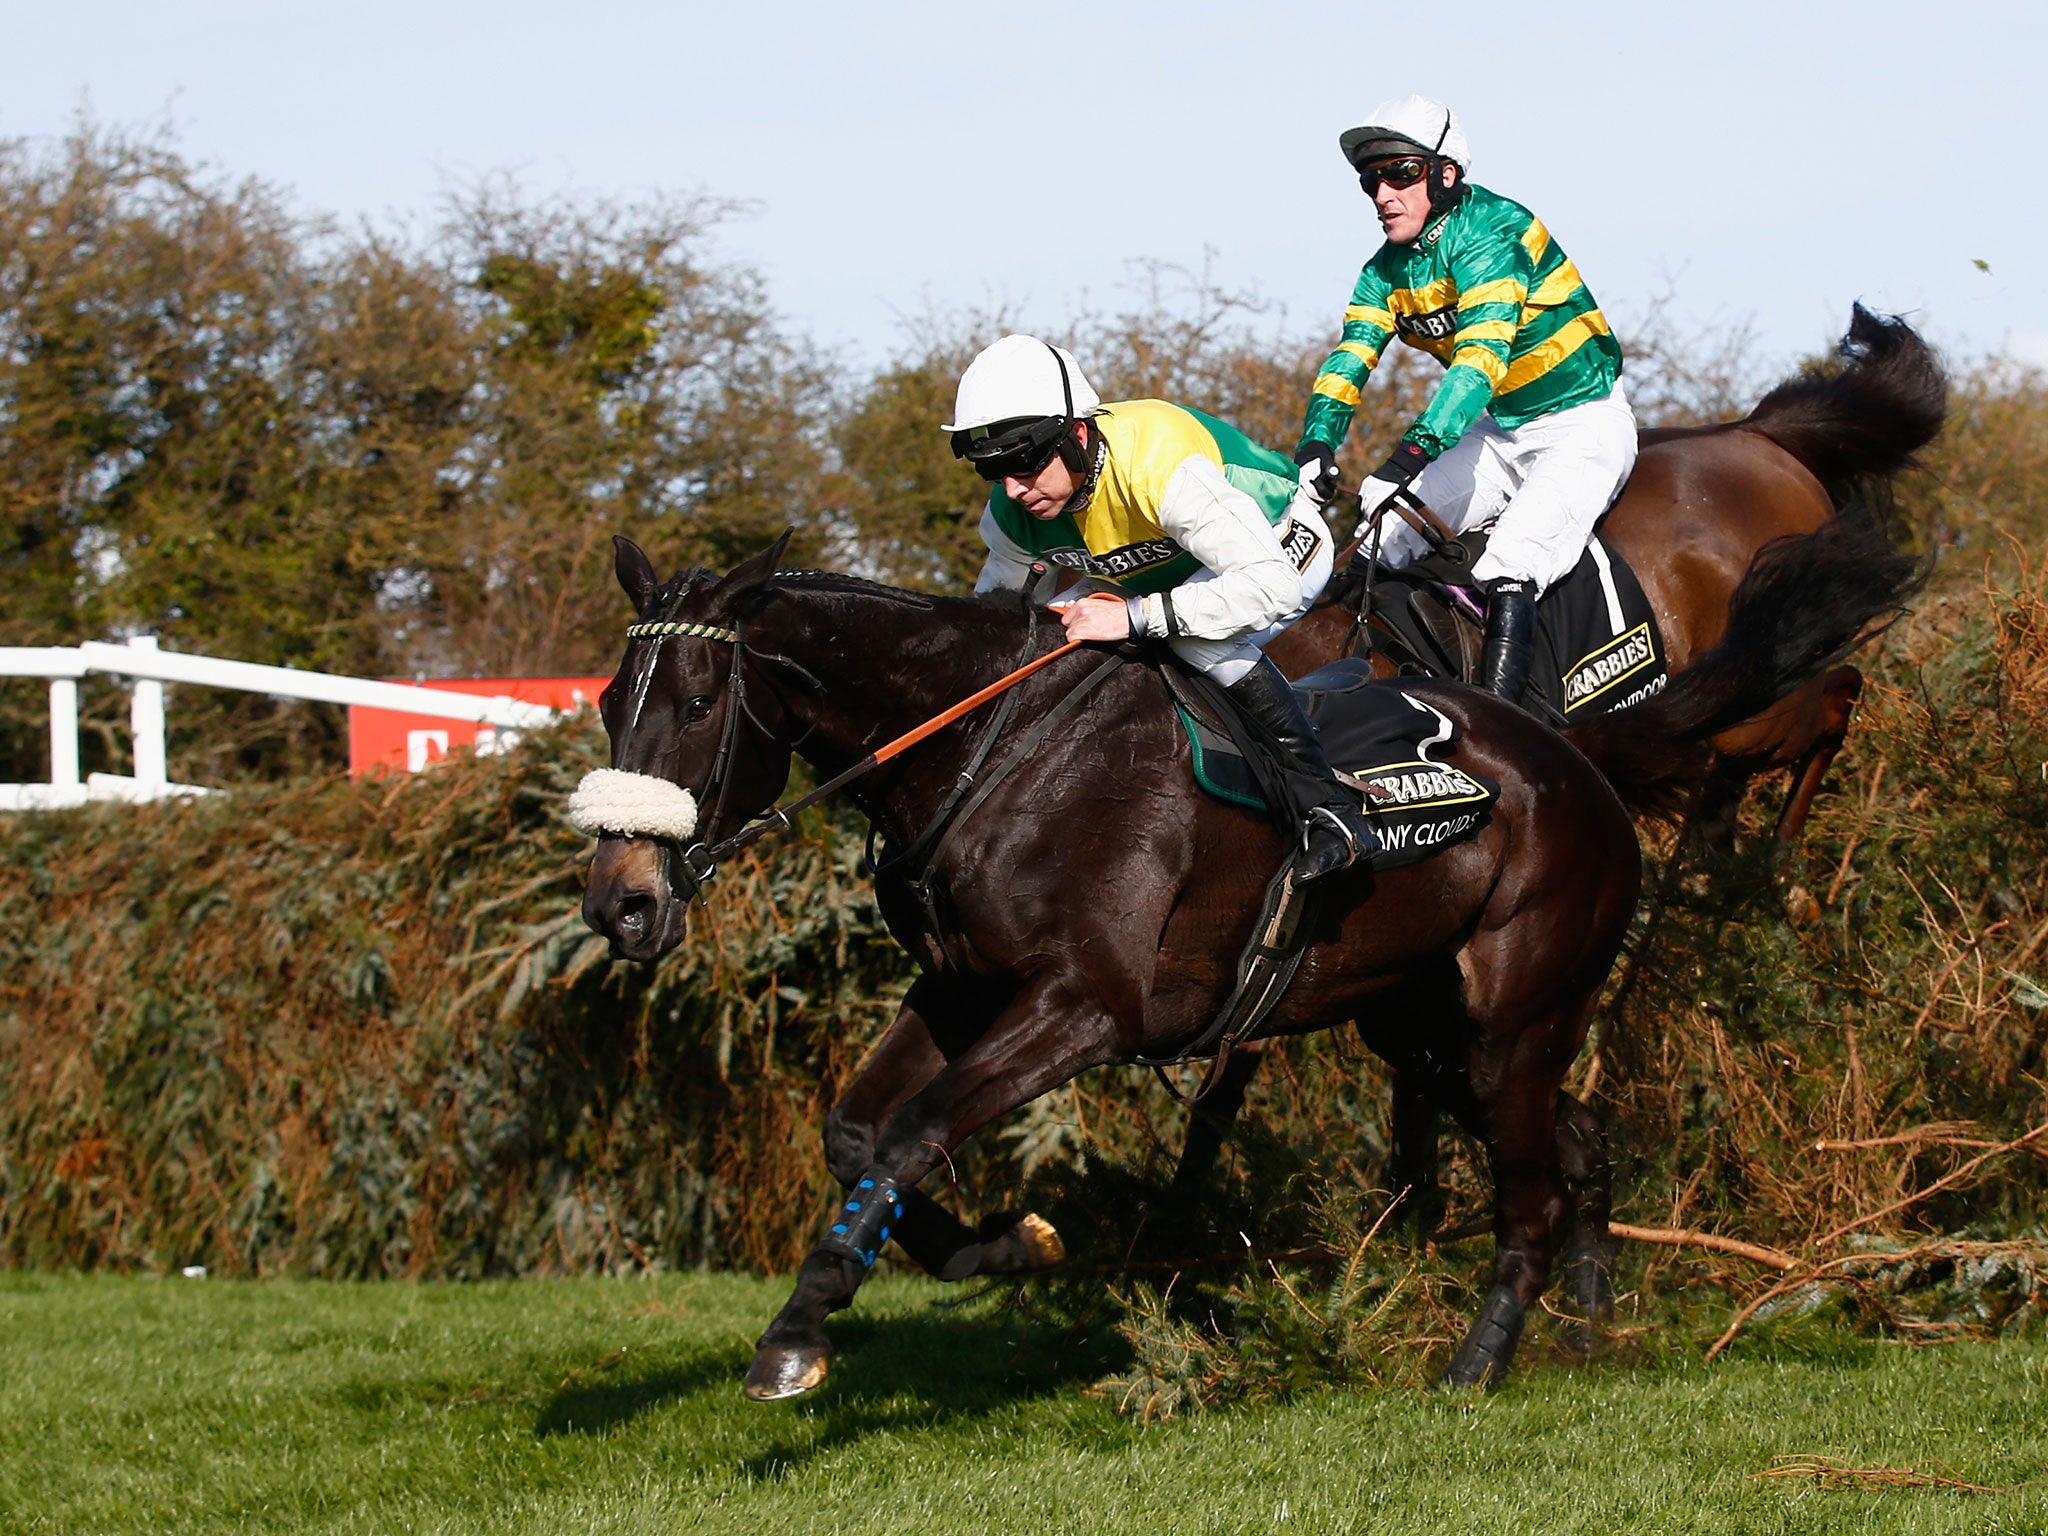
[1225,658,1379,881]
[1479,578,1537,704]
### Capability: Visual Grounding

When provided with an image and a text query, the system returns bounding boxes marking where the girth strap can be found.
[1139,862,1318,1103]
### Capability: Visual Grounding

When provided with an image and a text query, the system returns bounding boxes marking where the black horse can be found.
[580,518,1915,1399]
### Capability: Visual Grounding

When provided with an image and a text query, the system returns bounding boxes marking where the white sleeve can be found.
[973,504,1037,596]
[1136,456,1301,640]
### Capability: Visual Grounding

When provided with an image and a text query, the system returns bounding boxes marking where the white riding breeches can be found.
[1052,496,1335,688]
[1165,498,1333,686]
[1374,378,1638,596]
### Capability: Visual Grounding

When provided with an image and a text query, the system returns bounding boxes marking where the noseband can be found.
[573,587,1115,904]
[569,611,761,895]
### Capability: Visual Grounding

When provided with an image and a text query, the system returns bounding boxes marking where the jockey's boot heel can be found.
[1479,578,1538,705]
[1224,658,1379,881]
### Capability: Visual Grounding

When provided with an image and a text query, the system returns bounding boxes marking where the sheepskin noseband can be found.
[567,768,700,840]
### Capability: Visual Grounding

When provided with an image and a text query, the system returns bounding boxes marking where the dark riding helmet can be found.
[1340,94,1472,217]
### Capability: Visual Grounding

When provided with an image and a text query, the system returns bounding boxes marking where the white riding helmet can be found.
[941,334,1101,435]
[1339,94,1471,175]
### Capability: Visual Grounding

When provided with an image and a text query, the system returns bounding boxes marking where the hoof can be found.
[743,1343,831,1402]
[1438,1283,1526,1390]
[1015,1212,1066,1269]
[966,1212,1068,1276]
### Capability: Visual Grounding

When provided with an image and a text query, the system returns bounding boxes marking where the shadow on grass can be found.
[532,1349,745,1438]
[535,1285,1120,1459]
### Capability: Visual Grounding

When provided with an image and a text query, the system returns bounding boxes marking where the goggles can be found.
[951,416,1073,483]
[1357,156,1432,196]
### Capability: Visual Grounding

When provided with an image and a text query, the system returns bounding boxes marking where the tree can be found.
[387,179,836,678]
[0,128,838,779]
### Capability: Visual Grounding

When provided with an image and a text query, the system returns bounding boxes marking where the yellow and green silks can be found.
[1301,184,1622,460]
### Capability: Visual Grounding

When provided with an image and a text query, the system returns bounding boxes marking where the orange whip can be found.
[704,593,1121,861]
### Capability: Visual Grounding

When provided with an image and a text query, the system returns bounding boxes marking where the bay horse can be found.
[579,518,1914,1400]
[1213,309,1943,1233]
[1268,303,1945,848]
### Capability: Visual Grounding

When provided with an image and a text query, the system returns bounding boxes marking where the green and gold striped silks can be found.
[1302,184,1622,461]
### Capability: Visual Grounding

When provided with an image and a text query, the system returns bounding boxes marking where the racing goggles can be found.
[951,416,1073,483]
[1357,156,1432,195]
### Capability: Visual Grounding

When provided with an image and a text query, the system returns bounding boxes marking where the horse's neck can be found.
[767,588,1024,785]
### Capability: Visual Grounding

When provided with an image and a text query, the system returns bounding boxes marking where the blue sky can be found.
[6,0,2041,376]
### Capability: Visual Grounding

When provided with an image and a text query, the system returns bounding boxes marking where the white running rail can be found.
[0,637,560,811]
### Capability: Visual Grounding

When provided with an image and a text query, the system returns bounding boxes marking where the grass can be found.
[3,1272,2047,1534]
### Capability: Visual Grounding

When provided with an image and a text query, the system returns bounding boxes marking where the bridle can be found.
[589,582,1135,903]
[606,602,798,888]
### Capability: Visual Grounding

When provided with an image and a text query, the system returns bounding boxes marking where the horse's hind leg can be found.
[1773,665,1861,848]
[1690,755,1754,856]
[1555,1089,1614,1353]
[1441,1063,1572,1390]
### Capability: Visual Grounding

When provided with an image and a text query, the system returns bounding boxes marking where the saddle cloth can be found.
[1364,532,1670,723]
[1528,537,1670,720]
[1175,661,1500,872]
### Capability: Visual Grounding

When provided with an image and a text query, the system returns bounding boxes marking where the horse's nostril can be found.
[613,892,654,937]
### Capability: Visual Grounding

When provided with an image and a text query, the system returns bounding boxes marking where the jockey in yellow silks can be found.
[947,334,1377,880]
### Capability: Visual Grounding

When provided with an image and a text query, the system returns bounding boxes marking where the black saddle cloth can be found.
[1173,660,1499,873]
[1354,531,1670,722]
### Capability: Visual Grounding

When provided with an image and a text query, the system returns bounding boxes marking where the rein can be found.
[612,591,1133,888]
[1338,488,1462,662]
[701,630,1092,866]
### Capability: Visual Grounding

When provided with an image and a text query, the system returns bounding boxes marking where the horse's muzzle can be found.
[582,836,691,960]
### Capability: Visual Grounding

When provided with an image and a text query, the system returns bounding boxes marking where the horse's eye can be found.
[686,695,715,722]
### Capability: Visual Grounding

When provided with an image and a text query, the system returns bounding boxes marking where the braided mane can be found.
[762,570,936,609]
[648,565,938,616]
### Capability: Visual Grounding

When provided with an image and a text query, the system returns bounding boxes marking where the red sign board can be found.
[347,677,609,777]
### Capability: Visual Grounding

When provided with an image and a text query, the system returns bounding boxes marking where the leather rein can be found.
[619,595,1122,896]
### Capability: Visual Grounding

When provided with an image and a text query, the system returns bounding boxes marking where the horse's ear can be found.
[614,535,660,612]
[714,529,796,602]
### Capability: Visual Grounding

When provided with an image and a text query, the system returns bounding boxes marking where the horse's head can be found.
[577,533,801,960]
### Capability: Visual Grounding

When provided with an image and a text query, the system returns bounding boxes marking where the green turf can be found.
[2,1271,2044,1534]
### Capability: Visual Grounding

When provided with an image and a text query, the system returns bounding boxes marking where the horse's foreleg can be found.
[1387,1068,1445,1237]
[817,974,1029,1284]
[1164,1041,1267,1214]
[744,981,1116,1402]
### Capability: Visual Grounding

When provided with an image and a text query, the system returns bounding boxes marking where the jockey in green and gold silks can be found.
[982,399,1300,598]
[945,334,1375,881]
[1294,94,1639,709]
[1300,184,1622,458]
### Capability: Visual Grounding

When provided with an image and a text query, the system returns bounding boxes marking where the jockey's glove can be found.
[1356,440,1431,518]
[1292,441,1338,501]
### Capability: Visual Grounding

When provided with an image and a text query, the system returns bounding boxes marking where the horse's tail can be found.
[1742,303,1947,505]
[1564,507,1924,820]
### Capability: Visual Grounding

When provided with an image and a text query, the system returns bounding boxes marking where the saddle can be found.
[1168,661,1499,873]
[1142,659,1500,1093]
[1344,526,1671,723]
